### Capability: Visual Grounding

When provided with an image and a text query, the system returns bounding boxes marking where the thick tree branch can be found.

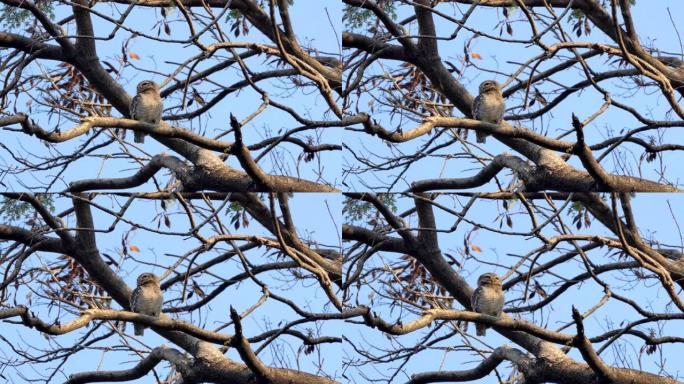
[0,32,65,60]
[231,114,273,190]
[571,114,615,190]
[0,224,66,253]
[342,32,410,62]
[406,346,531,384]
[0,306,235,344]
[65,346,189,384]
[230,306,270,382]
[410,154,531,192]
[360,306,573,344]
[572,306,615,382]
[341,224,408,254]
[67,154,188,192]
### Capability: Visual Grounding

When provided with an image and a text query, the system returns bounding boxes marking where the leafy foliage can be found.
[0,1,53,29]
[343,2,397,30]
[343,194,397,222]
[0,195,54,223]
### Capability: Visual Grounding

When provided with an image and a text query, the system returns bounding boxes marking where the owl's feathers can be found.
[471,272,504,336]
[130,272,162,336]
[472,80,505,144]
[130,80,163,144]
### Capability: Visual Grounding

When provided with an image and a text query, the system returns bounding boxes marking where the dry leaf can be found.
[471,244,482,252]
[129,52,140,60]
[471,53,482,60]
[130,245,140,252]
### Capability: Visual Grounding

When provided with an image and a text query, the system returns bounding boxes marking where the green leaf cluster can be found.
[0,195,55,223]
[343,3,397,30]
[1,1,53,29]
[343,194,397,223]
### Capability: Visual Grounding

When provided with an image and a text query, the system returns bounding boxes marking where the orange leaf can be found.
[129,52,140,60]
[470,244,482,252]
[130,245,140,252]
[470,53,482,60]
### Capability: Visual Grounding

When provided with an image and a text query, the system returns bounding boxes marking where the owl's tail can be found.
[134,324,145,336]
[134,131,146,143]
[476,323,487,336]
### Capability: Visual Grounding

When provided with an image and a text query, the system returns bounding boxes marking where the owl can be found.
[130,272,163,336]
[130,80,163,143]
[471,272,504,336]
[472,80,505,144]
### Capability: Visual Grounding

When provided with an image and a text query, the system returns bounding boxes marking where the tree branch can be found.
[67,154,188,192]
[230,306,270,382]
[65,346,189,384]
[572,306,615,382]
[410,154,531,192]
[406,345,531,384]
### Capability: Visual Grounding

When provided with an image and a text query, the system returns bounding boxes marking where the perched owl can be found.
[130,80,163,143]
[130,272,163,336]
[472,80,505,144]
[471,272,504,336]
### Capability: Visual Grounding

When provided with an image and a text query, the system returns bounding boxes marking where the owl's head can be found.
[478,80,500,94]
[477,272,501,287]
[136,272,158,287]
[136,80,159,94]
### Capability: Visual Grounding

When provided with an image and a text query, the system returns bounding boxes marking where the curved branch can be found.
[0,32,65,60]
[371,116,573,149]
[406,346,531,384]
[67,154,188,192]
[0,224,66,253]
[65,346,189,384]
[341,224,408,254]
[360,306,573,344]
[0,306,234,344]
[9,115,234,152]
[342,32,411,62]
[410,154,531,192]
